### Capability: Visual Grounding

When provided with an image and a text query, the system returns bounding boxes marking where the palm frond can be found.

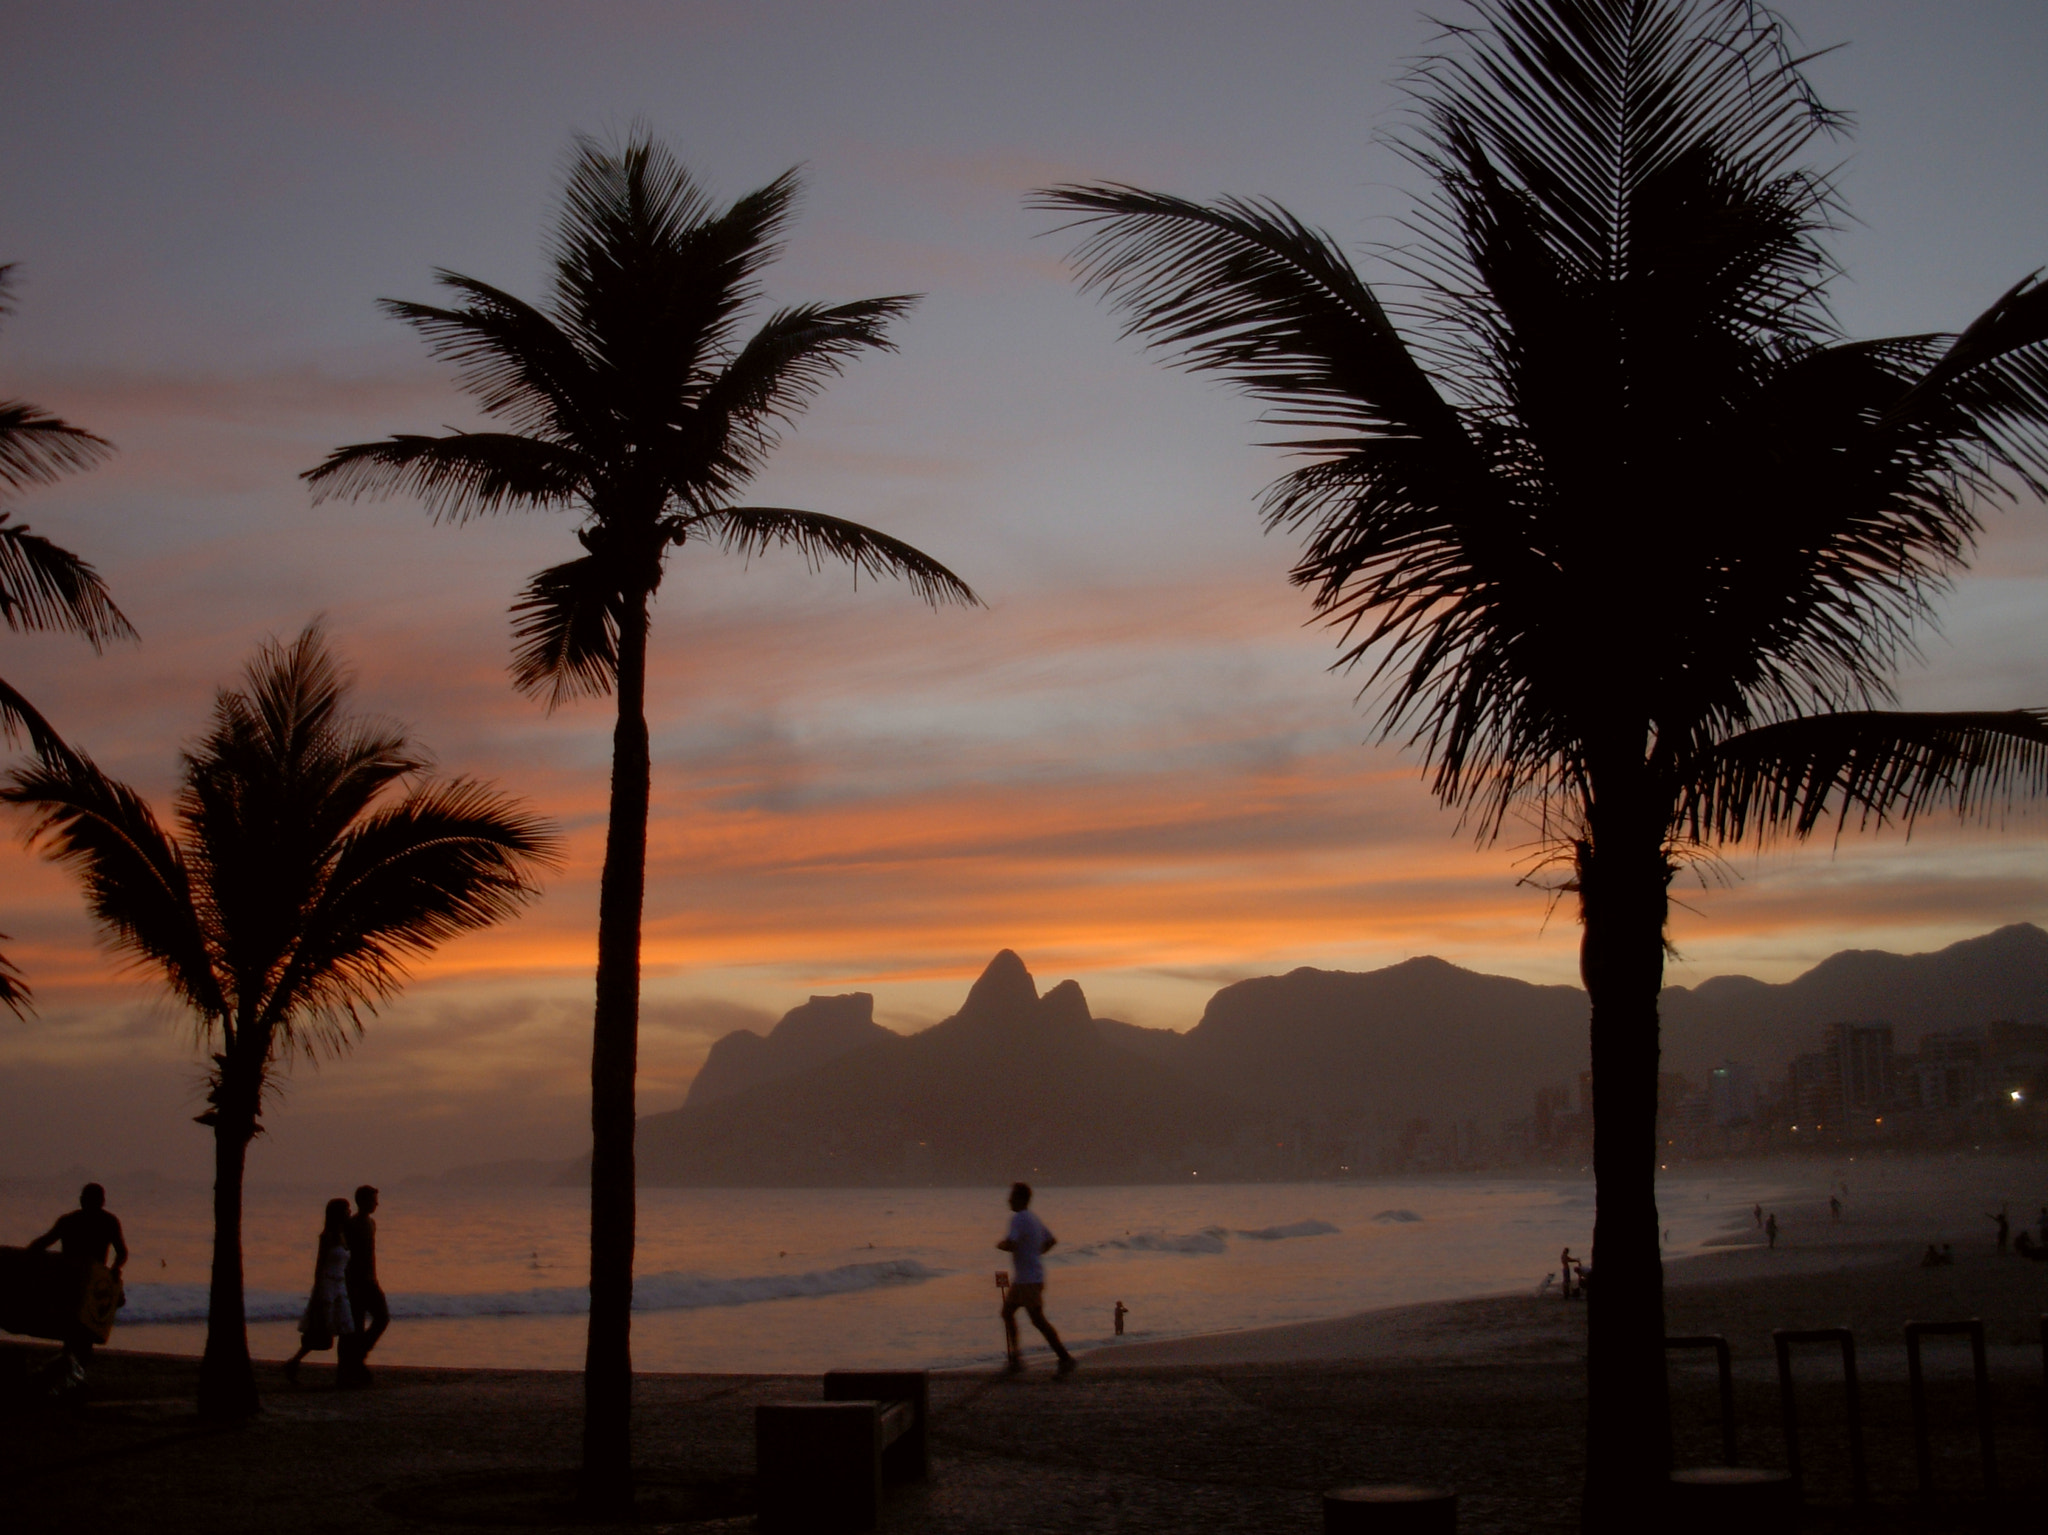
[0,942,29,1019]
[302,432,591,521]
[1399,1,1840,295]
[261,777,558,1056]
[509,552,624,707]
[0,403,113,491]
[550,138,799,390]
[381,276,607,447]
[0,673,71,760]
[693,297,918,487]
[1033,184,1472,448]
[1,751,225,1020]
[1681,709,2048,844]
[0,514,135,646]
[696,507,980,608]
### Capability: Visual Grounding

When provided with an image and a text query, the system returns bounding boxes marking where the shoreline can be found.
[8,1220,2046,1533]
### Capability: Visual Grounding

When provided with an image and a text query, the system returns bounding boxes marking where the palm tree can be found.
[302,135,978,1508]
[1035,0,2048,1519]
[0,263,136,1014]
[3,626,557,1419]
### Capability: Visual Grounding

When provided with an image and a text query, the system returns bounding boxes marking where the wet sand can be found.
[5,1186,2045,1533]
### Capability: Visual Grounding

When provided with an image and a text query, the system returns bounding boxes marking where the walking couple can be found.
[284,1185,388,1387]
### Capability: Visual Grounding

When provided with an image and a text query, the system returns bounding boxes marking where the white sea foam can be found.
[1235,1219,1339,1241]
[118,1259,944,1325]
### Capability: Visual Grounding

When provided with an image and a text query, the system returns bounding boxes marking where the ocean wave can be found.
[1372,1209,1423,1223]
[1061,1226,1230,1260]
[118,1259,944,1325]
[1235,1219,1338,1241]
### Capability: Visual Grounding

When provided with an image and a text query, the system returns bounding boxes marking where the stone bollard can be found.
[1667,1467,1797,1535]
[1322,1484,1456,1534]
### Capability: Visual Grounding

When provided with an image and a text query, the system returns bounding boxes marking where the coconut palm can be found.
[302,135,977,1506]
[0,263,136,1014]
[2,627,557,1419]
[1036,0,2048,1519]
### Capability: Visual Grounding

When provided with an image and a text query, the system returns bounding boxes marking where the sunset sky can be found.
[4,0,2047,1182]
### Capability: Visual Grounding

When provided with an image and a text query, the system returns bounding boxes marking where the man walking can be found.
[339,1185,388,1386]
[996,1182,1075,1377]
[27,1183,127,1390]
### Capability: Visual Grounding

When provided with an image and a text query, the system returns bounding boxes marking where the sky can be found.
[2,0,2047,1183]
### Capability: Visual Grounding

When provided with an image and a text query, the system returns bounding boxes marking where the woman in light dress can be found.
[283,1197,355,1382]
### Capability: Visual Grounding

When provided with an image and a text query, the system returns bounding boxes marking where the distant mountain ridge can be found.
[684,992,893,1107]
[626,924,2048,1186]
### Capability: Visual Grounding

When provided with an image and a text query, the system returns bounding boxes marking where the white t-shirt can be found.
[1006,1208,1052,1285]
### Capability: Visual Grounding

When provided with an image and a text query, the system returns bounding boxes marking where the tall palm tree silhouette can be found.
[0,263,136,1014]
[1037,1,2048,1518]
[4,627,557,1419]
[304,136,978,1506]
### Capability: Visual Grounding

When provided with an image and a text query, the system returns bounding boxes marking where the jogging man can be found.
[996,1182,1075,1377]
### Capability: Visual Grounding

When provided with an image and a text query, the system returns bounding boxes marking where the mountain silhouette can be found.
[631,925,2048,1184]
[638,950,1248,1185]
[684,992,893,1108]
[1658,921,2048,1080]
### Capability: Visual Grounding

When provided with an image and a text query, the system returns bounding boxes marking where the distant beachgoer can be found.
[1573,1261,1591,1295]
[996,1182,1075,1377]
[26,1182,128,1388]
[338,1185,387,1387]
[1941,1243,1954,1265]
[1828,1195,1841,1223]
[1113,1301,1128,1336]
[1560,1247,1575,1298]
[1921,1244,1943,1268]
[2016,1231,2043,1260]
[1753,1203,1763,1228]
[1987,1204,2009,1254]
[285,1198,355,1383]
[1765,1213,1779,1250]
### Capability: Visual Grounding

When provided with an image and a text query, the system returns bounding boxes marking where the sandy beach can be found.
[5,1169,2045,1533]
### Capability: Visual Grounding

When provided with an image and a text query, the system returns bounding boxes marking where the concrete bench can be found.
[757,1369,928,1532]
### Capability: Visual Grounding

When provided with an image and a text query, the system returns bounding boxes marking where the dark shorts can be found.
[1002,1282,1046,1313]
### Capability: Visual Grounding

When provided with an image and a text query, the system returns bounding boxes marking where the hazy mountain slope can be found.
[685,993,893,1108]
[1658,922,2048,1080]
[1175,956,1592,1125]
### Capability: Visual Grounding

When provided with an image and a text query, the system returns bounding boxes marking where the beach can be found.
[6,1166,2046,1533]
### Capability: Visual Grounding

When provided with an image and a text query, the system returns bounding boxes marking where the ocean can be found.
[1,1173,1790,1373]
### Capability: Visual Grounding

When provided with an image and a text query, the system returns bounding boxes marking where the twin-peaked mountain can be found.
[632,926,2048,1185]
[641,951,1240,1185]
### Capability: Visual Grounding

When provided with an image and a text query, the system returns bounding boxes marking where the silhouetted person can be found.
[284,1198,354,1383]
[27,1182,127,1387]
[996,1182,1074,1377]
[1921,1243,1943,1268]
[1765,1213,1779,1249]
[1988,1204,2009,1253]
[1753,1203,1762,1228]
[338,1185,387,1386]
[1113,1301,1127,1336]
[1942,1243,1955,1265]
[1829,1195,1841,1222]
[1559,1246,1575,1298]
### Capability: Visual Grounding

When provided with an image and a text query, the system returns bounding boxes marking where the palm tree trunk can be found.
[197,1072,260,1421]
[580,585,651,1513]
[1576,785,1674,1530]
